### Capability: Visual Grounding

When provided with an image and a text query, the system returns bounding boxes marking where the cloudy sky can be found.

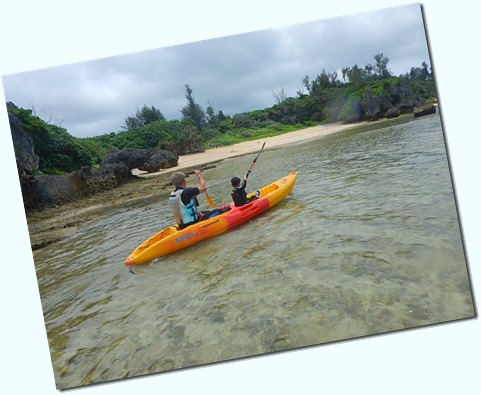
[1,1,481,395]
[2,3,430,138]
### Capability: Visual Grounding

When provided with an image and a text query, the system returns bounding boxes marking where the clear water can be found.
[33,114,475,389]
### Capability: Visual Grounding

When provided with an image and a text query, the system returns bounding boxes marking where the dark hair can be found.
[231,176,241,187]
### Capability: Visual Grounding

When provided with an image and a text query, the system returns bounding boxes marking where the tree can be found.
[374,53,392,79]
[313,70,330,93]
[43,125,92,172]
[364,63,375,81]
[341,67,349,83]
[217,110,227,123]
[123,105,165,130]
[31,103,64,127]
[420,61,431,80]
[346,64,364,89]
[329,71,339,87]
[406,61,432,81]
[301,75,311,94]
[273,87,287,104]
[205,101,227,127]
[180,84,206,130]
[206,101,215,124]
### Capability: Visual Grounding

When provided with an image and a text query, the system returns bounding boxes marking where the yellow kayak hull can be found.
[125,171,297,265]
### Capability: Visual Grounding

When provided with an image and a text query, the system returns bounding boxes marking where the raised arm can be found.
[194,169,207,193]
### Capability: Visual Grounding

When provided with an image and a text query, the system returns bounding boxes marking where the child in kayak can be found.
[231,170,260,207]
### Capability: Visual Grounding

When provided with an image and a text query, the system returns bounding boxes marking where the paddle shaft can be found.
[246,142,266,178]
[205,142,265,207]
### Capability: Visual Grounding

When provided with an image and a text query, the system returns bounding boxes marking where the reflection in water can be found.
[33,114,474,389]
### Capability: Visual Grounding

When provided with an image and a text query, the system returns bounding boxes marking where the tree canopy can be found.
[180,84,206,130]
[123,105,165,130]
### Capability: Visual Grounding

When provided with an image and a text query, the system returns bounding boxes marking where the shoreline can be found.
[136,121,362,177]
[25,116,411,250]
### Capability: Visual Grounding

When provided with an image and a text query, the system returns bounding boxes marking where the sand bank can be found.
[137,122,361,177]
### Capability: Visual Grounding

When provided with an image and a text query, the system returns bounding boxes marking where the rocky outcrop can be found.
[364,88,392,121]
[8,102,39,176]
[363,79,425,121]
[389,78,423,113]
[19,149,179,210]
[414,104,437,118]
[7,102,180,211]
[180,139,205,155]
[386,107,401,118]
[101,148,178,172]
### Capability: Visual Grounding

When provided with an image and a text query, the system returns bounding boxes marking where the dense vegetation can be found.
[10,107,92,174]
[9,53,436,175]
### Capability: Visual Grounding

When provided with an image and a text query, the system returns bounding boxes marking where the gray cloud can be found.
[2,4,430,138]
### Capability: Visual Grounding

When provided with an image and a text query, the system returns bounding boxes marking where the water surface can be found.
[33,114,475,389]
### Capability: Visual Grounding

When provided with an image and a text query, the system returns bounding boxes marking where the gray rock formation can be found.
[8,102,39,176]
[363,79,425,121]
[414,104,437,118]
[7,102,180,211]
[364,88,392,121]
[101,148,178,173]
[20,149,179,210]
[386,107,401,119]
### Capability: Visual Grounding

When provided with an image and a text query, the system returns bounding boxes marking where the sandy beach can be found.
[137,122,359,177]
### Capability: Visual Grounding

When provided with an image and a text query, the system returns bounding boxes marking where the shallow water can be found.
[33,113,475,389]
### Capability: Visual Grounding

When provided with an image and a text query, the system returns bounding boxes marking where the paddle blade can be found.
[205,192,216,208]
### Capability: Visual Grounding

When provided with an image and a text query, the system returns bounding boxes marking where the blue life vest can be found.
[169,188,199,227]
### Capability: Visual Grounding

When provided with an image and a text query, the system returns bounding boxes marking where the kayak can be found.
[124,171,297,265]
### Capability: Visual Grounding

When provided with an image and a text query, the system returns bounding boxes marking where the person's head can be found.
[171,172,186,188]
[231,176,241,188]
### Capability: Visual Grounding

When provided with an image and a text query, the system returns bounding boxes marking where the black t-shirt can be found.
[232,180,248,206]
[176,187,200,207]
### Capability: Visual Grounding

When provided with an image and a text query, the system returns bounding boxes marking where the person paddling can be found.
[230,142,265,207]
[231,172,259,207]
[169,170,229,229]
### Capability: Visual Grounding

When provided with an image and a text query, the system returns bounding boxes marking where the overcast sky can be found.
[1,3,430,138]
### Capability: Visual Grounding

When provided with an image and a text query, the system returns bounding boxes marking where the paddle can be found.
[205,190,216,208]
[246,142,266,179]
[204,142,265,208]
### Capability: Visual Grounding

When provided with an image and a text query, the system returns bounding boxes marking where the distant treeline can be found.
[9,53,436,175]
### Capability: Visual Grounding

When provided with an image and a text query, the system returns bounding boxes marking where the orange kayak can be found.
[124,171,297,265]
